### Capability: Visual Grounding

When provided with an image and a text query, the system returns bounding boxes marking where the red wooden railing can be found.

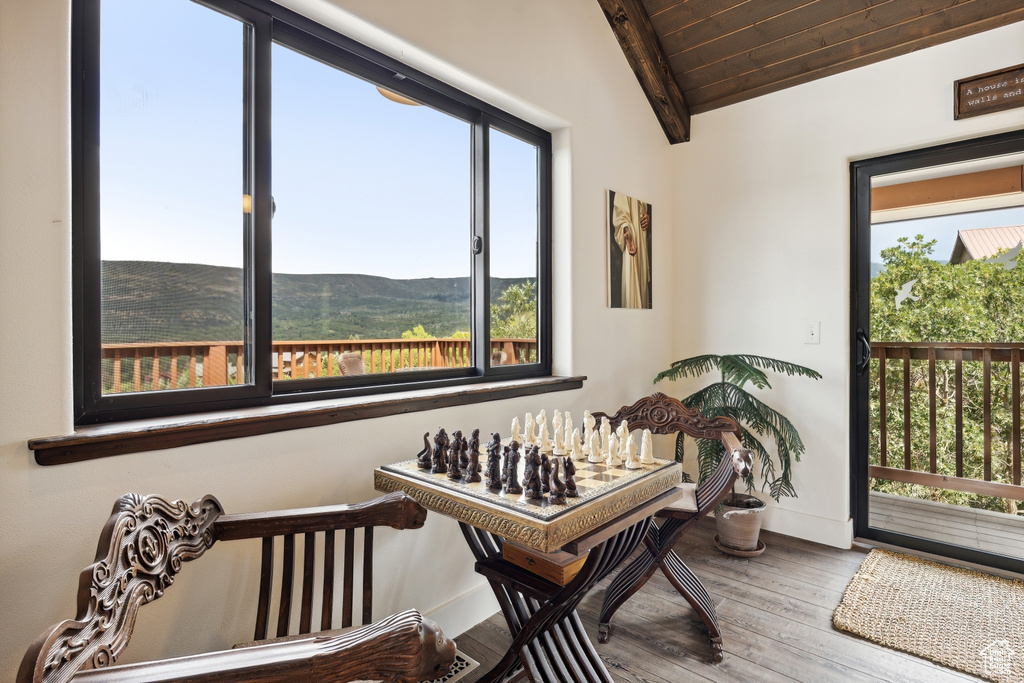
[870,341,1023,500]
[101,337,537,392]
[102,342,245,393]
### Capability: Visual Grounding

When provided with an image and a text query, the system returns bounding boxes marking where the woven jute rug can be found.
[833,549,1024,682]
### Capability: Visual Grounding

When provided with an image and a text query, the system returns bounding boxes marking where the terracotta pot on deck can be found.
[715,493,766,556]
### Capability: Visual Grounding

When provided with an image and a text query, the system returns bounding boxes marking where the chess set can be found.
[379,408,672,523]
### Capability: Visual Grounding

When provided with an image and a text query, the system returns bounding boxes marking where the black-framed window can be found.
[73,0,552,424]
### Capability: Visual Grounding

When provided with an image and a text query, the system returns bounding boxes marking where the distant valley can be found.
[101,261,533,343]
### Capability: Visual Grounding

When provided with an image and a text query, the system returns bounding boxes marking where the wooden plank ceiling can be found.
[597,0,1024,143]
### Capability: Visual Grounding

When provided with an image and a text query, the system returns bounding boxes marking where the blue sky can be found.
[871,206,1024,264]
[99,0,538,280]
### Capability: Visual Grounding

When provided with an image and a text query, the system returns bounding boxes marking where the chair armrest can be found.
[70,610,455,683]
[721,432,743,454]
[213,491,427,541]
[694,436,753,512]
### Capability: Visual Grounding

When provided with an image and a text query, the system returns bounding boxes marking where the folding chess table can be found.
[375,454,683,683]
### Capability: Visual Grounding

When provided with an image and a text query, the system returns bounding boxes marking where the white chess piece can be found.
[570,428,584,461]
[510,416,522,444]
[563,413,574,453]
[587,429,602,463]
[552,410,563,442]
[599,417,612,459]
[538,422,551,452]
[523,412,535,447]
[605,433,622,467]
[582,411,595,457]
[552,424,566,455]
[624,433,642,469]
[615,419,629,447]
[640,429,655,465]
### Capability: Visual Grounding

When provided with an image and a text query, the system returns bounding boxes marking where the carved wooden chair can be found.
[591,392,752,662]
[19,491,456,683]
[340,351,366,376]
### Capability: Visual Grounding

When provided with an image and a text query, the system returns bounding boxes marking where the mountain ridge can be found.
[101,260,533,343]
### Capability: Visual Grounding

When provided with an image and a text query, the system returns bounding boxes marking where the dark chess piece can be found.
[550,458,567,505]
[504,441,523,495]
[540,450,552,495]
[502,442,516,485]
[466,439,482,483]
[431,428,449,475]
[415,432,431,469]
[522,446,542,499]
[563,456,579,498]
[458,433,470,470]
[485,433,502,489]
[447,431,463,480]
[466,428,480,464]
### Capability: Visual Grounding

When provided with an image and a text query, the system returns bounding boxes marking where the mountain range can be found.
[101,261,533,343]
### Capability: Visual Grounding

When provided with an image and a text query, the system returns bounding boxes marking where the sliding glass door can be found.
[852,131,1024,573]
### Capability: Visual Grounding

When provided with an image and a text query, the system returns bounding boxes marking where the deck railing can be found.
[102,342,246,393]
[870,341,1023,500]
[101,337,537,392]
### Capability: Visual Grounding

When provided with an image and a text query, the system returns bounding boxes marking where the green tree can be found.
[491,282,537,339]
[401,324,431,339]
[870,235,1024,513]
[491,282,537,362]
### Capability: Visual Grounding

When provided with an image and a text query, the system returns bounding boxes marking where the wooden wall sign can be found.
[955,64,1024,120]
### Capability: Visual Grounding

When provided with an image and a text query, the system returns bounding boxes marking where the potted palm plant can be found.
[654,354,821,555]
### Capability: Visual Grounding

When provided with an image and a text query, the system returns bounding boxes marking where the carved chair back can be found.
[18,493,224,683]
[339,352,366,376]
[19,491,429,683]
[213,490,426,642]
[591,392,753,516]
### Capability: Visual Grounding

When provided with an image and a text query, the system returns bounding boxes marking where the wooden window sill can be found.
[30,376,585,465]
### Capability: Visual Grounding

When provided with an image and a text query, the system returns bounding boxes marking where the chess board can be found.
[380,456,668,521]
[375,452,682,552]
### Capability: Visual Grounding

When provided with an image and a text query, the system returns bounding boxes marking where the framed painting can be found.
[607,190,652,309]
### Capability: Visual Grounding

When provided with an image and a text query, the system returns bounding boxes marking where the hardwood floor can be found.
[454,517,986,682]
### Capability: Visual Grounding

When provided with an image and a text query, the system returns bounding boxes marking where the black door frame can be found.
[851,128,1024,574]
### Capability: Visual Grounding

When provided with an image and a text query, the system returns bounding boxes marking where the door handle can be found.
[857,329,871,375]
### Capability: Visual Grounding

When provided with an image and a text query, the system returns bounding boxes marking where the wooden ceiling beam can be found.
[597,0,692,144]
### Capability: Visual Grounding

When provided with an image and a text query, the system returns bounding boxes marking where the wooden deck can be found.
[869,490,1024,558]
[454,517,986,682]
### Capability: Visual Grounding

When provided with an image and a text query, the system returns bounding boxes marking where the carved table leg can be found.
[461,519,652,683]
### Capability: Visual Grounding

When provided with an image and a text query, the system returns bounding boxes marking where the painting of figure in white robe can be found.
[607,190,652,309]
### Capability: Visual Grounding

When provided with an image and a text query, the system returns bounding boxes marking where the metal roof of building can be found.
[950,225,1024,263]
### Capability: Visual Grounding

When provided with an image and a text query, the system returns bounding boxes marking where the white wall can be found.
[0,0,674,678]
[668,22,1024,547]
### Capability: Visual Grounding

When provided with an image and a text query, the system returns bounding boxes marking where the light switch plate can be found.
[805,322,820,344]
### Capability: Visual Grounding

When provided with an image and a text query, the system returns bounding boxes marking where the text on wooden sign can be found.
[955,64,1024,120]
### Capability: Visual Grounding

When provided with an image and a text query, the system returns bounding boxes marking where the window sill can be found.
[30,375,585,465]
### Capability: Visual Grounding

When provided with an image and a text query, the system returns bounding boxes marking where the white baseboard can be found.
[761,506,853,549]
[425,581,499,638]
